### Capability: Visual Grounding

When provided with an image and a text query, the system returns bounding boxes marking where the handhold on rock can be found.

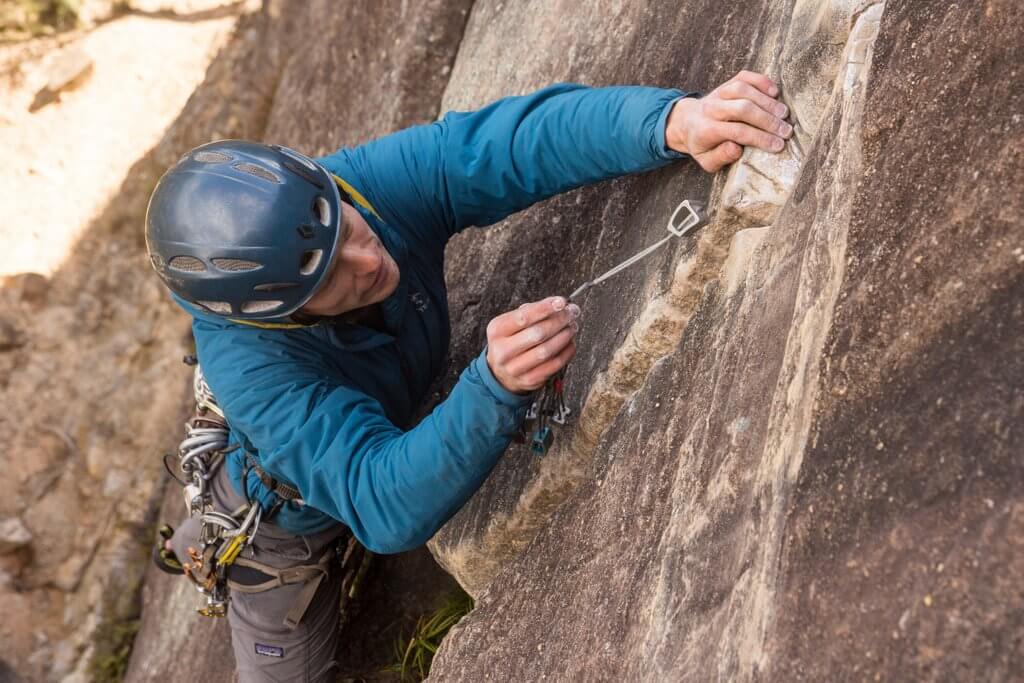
[0,517,32,554]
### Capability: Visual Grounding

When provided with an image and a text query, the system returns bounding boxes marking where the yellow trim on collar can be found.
[332,174,381,219]
[226,318,308,329]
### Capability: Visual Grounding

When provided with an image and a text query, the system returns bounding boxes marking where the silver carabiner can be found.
[666,199,706,237]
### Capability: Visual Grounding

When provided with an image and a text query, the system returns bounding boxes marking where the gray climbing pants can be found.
[169,466,347,682]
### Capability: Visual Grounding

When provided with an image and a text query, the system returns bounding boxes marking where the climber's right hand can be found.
[486,296,580,394]
[665,70,793,172]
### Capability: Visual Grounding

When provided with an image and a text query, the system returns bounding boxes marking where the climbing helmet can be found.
[144,139,345,321]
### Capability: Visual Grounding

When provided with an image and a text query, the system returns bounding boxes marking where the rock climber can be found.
[145,70,792,681]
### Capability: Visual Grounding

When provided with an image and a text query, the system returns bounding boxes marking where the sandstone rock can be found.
[0,318,22,351]
[74,1,119,28]
[429,0,888,599]
[0,517,32,554]
[428,0,1024,679]
[1,272,49,308]
[0,658,20,683]
[29,45,94,113]
[52,552,90,594]
[43,45,93,94]
[719,145,802,229]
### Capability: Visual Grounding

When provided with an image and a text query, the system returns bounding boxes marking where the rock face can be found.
[0,518,32,554]
[430,0,880,596]
[427,0,1023,680]
[0,4,309,677]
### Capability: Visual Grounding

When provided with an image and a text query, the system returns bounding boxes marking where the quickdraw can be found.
[155,358,260,618]
[518,368,570,455]
[520,200,708,455]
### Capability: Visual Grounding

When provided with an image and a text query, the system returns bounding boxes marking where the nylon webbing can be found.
[228,551,334,629]
[246,453,302,502]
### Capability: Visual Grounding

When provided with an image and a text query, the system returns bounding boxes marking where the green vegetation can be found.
[88,618,139,683]
[1,0,80,41]
[385,591,474,682]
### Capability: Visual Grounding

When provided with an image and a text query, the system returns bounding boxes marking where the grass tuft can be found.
[385,590,473,682]
[88,618,139,683]
[1,0,81,41]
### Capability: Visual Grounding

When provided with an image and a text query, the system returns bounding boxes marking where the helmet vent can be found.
[197,300,232,314]
[279,146,318,171]
[212,257,262,272]
[234,162,281,184]
[168,256,207,272]
[193,151,232,164]
[282,158,324,190]
[241,300,284,314]
[254,282,299,292]
[299,249,323,275]
[312,196,332,227]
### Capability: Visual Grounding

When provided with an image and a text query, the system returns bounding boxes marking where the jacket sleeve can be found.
[197,326,531,554]
[317,83,689,244]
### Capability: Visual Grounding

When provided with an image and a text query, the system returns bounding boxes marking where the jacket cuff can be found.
[655,91,701,160]
[471,349,535,409]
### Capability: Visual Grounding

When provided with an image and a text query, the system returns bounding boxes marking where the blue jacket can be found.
[183,84,688,553]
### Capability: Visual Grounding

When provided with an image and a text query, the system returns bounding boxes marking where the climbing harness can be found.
[521,200,709,455]
[155,357,367,625]
[153,358,259,617]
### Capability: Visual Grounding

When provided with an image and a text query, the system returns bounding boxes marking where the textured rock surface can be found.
[0,4,303,678]
[0,518,32,554]
[429,0,1023,680]
[430,0,879,597]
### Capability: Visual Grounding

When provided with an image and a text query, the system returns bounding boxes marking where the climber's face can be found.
[299,202,400,317]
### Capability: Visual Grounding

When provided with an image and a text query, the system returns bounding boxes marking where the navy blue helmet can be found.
[145,140,344,321]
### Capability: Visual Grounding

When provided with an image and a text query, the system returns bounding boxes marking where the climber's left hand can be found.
[666,70,793,172]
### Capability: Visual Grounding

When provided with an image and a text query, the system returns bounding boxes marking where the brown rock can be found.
[0,318,22,351]
[427,0,1024,680]
[29,45,94,113]
[2,272,49,308]
[52,553,89,594]
[0,517,32,554]
[429,0,880,597]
